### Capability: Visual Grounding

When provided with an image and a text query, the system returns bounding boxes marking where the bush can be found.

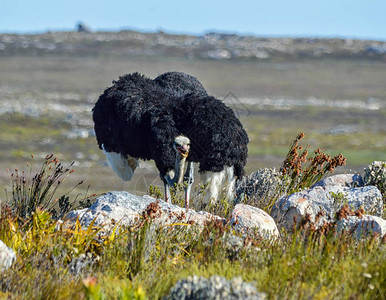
[236,133,347,212]
[5,154,92,222]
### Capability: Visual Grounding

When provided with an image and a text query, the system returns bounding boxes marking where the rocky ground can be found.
[1,30,386,60]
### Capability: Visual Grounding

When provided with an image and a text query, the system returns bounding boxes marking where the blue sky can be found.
[1,0,386,40]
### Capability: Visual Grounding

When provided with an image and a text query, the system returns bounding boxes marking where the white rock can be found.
[271,185,383,232]
[337,215,386,239]
[0,240,16,271]
[312,174,364,188]
[68,191,223,229]
[231,204,279,239]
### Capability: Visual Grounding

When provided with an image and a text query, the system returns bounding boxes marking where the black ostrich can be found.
[92,72,248,208]
[154,71,208,97]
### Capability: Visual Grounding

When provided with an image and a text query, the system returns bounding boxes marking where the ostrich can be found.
[154,71,208,97]
[92,72,248,208]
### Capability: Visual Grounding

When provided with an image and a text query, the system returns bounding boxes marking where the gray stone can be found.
[363,161,386,196]
[231,204,279,239]
[336,215,386,239]
[271,185,383,232]
[68,191,223,229]
[311,173,364,188]
[0,240,16,271]
[165,275,266,300]
[235,168,286,206]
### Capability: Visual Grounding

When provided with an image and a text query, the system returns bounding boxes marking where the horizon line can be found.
[1,25,385,42]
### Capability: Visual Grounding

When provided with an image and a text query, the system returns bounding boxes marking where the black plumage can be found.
[92,71,248,200]
[154,71,208,97]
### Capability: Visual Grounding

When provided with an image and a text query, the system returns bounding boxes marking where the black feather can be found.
[92,72,249,183]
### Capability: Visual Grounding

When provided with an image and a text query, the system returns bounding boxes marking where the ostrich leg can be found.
[164,154,186,204]
[183,161,194,209]
[164,181,172,203]
[163,137,191,206]
[164,161,193,208]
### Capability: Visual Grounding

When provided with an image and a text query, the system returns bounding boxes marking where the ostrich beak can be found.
[177,145,189,157]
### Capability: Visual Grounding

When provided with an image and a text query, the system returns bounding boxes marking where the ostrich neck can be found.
[175,155,187,184]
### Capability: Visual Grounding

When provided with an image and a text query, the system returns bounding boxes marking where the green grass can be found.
[0,150,385,299]
[0,106,385,202]
[0,113,65,143]
[1,209,385,299]
[241,108,386,170]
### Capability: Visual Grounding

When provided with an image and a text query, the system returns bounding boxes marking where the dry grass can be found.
[0,145,385,299]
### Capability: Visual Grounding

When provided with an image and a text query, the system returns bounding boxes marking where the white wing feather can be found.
[102,144,138,181]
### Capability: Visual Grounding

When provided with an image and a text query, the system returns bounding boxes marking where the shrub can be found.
[5,154,93,222]
[236,133,347,212]
[280,132,346,193]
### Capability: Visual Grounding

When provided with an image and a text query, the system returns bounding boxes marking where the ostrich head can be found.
[173,135,190,159]
[171,135,190,185]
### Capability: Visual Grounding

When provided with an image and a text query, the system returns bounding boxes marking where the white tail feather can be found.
[225,166,236,200]
[202,166,235,204]
[102,144,138,181]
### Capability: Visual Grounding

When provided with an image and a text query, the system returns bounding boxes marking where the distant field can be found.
[0,54,385,198]
[2,55,386,99]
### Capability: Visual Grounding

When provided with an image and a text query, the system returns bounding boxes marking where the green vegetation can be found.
[1,207,385,299]
[1,104,384,197]
[0,113,65,142]
[330,191,349,207]
[0,149,385,299]
[6,154,92,221]
[241,108,386,169]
